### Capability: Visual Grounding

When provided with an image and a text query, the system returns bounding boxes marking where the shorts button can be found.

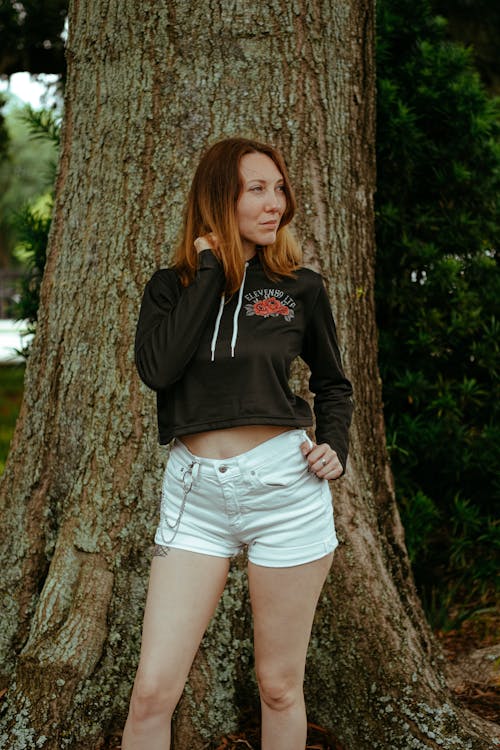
[219,465,228,473]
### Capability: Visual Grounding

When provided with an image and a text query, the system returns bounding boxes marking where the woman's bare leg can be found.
[248,553,334,750]
[122,548,230,750]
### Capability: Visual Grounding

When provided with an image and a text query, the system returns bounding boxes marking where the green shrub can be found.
[7,106,60,354]
[376,0,500,626]
[0,365,25,475]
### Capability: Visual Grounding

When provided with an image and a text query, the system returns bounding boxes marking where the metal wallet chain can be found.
[161,459,200,545]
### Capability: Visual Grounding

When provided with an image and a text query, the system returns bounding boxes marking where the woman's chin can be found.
[258,231,278,245]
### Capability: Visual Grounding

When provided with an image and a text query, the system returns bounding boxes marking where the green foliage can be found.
[0,101,59,264]
[431,0,500,95]
[2,104,59,357]
[376,0,500,627]
[8,205,51,327]
[0,365,24,476]
[398,490,441,564]
[18,104,61,148]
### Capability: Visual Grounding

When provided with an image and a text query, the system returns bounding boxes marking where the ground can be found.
[437,609,500,725]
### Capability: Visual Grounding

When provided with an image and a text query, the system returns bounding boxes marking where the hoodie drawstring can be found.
[211,261,249,362]
[210,294,225,362]
[231,263,248,357]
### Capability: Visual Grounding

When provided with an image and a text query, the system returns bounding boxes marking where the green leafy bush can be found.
[9,206,51,333]
[376,0,499,626]
[6,106,60,352]
[0,365,25,475]
[0,102,59,265]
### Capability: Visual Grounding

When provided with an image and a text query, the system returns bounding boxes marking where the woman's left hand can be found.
[300,440,344,480]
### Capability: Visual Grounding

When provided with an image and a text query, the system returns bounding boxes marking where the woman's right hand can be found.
[194,233,219,255]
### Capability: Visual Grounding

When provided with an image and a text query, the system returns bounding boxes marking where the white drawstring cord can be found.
[210,293,225,362]
[210,261,249,361]
[231,262,248,357]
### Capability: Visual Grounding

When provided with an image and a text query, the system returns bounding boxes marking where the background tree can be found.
[376,0,500,628]
[0,2,498,750]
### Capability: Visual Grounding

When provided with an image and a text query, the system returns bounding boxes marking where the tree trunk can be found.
[0,1,498,748]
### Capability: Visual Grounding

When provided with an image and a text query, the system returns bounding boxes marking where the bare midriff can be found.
[178,424,294,459]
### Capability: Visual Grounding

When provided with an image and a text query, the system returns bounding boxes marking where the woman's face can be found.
[236,152,287,257]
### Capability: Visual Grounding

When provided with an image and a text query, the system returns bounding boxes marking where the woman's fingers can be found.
[194,233,219,254]
[300,441,343,480]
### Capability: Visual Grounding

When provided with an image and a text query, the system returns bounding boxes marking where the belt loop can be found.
[303,431,314,449]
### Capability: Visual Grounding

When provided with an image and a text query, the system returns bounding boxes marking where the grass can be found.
[0,364,25,475]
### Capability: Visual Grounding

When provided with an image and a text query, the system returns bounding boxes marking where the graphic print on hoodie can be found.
[244,289,296,322]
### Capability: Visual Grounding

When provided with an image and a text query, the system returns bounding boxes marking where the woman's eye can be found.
[250,186,263,192]
[277,185,286,192]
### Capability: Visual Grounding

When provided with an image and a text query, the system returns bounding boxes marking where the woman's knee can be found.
[257,671,303,712]
[129,668,184,722]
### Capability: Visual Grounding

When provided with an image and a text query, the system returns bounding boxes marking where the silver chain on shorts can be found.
[160,459,200,545]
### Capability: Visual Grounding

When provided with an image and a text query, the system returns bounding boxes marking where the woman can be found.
[123,137,353,749]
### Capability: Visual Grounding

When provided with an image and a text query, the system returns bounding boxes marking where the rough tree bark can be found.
[0,1,498,749]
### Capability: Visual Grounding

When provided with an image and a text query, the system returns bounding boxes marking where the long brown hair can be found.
[173,137,302,295]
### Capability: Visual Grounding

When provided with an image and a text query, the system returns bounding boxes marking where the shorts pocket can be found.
[252,449,310,488]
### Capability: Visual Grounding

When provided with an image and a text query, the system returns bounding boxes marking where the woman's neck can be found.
[243,245,257,261]
[241,237,258,261]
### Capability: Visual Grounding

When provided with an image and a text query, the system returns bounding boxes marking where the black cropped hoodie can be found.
[135,249,354,471]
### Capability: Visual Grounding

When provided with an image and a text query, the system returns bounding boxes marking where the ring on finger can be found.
[321,458,327,466]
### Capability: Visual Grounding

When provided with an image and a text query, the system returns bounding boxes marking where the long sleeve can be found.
[134,249,225,390]
[300,281,354,473]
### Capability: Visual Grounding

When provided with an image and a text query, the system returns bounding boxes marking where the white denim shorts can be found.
[154,428,338,567]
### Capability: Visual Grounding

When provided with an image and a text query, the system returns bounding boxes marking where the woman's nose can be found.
[265,190,281,211]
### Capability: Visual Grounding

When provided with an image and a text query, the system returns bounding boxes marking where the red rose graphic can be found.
[246,296,295,320]
[265,297,282,313]
[253,300,271,316]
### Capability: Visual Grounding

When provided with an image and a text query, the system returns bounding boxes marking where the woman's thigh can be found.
[134,548,230,690]
[248,554,334,686]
